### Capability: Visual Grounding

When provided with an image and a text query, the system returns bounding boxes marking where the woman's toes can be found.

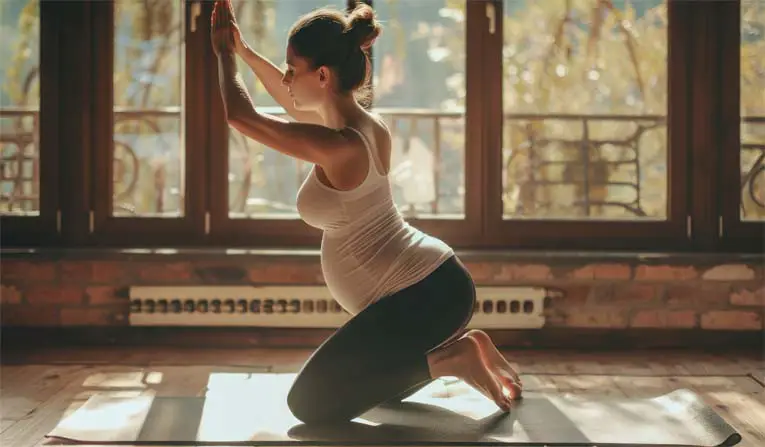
[496,374,520,400]
[487,373,510,410]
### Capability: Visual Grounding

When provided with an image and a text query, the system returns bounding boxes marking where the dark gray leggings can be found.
[287,255,476,424]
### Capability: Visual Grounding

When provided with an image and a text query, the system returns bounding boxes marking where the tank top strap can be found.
[346,127,384,179]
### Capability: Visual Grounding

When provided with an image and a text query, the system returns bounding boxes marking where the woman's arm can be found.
[236,43,323,125]
[217,51,353,166]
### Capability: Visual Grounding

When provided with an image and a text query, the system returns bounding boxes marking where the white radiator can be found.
[128,286,549,329]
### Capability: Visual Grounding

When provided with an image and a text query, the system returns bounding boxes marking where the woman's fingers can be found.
[221,0,231,24]
[212,0,236,30]
[212,2,220,30]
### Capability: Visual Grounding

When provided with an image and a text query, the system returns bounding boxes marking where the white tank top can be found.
[296,126,454,315]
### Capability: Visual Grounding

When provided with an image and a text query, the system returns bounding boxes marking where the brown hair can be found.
[287,3,382,106]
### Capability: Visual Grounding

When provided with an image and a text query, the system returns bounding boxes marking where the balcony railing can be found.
[1,106,764,220]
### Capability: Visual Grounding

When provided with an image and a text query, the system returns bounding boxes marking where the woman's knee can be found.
[287,391,346,424]
[287,377,337,424]
[287,381,315,423]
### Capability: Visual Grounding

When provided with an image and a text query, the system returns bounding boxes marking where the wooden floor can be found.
[1,346,763,447]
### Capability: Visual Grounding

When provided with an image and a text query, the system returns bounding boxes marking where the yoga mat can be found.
[47,373,742,446]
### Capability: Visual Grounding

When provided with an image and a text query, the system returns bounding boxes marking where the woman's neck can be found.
[317,94,366,130]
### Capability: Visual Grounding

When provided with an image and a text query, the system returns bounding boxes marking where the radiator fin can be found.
[128,286,548,329]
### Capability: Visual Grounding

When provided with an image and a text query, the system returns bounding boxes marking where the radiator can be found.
[128,286,549,329]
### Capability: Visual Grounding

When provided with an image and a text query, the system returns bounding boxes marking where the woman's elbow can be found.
[226,115,247,135]
[224,105,247,129]
[225,112,259,140]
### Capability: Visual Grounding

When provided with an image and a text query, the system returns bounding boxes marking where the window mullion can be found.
[185,0,211,241]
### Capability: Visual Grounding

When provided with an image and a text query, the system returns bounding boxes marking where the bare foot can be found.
[427,335,512,411]
[465,329,523,400]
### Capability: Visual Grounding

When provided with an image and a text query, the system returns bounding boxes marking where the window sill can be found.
[1,246,761,265]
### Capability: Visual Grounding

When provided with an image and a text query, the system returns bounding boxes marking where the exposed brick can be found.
[495,264,553,281]
[609,284,658,303]
[664,284,731,308]
[702,264,756,281]
[60,307,124,326]
[631,310,697,328]
[0,261,56,282]
[25,285,85,305]
[700,310,762,330]
[248,263,323,284]
[135,262,193,282]
[634,265,697,281]
[565,309,627,328]
[465,262,497,282]
[195,265,249,283]
[730,285,765,307]
[1,284,23,304]
[92,262,128,283]
[86,286,127,305]
[61,261,127,283]
[1,305,60,326]
[569,264,632,280]
[60,262,92,281]
[556,285,591,307]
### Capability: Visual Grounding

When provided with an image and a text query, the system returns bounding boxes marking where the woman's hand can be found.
[211,0,245,56]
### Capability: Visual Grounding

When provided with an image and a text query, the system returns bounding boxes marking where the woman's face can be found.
[282,44,327,111]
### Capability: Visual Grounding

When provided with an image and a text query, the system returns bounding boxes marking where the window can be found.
[211,0,482,247]
[501,0,668,221]
[112,0,185,218]
[225,0,347,221]
[208,0,354,246]
[1,0,40,216]
[1,0,761,253]
[739,0,764,222]
[0,0,60,246]
[718,0,764,249]
[482,0,689,250]
[89,0,207,245]
[372,0,467,220]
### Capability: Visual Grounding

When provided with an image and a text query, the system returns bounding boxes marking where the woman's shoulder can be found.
[366,112,391,146]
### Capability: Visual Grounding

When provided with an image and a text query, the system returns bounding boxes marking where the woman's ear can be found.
[317,66,330,89]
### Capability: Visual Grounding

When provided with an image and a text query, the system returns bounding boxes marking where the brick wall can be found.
[1,251,762,336]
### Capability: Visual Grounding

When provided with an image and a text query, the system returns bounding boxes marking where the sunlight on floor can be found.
[25,368,761,447]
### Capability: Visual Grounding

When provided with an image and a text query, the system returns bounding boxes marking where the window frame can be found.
[0,0,60,247]
[206,0,486,248]
[0,0,761,254]
[717,0,764,252]
[88,0,208,247]
[479,0,692,251]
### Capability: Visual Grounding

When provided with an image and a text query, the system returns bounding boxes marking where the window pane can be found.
[229,0,347,219]
[741,0,765,221]
[228,0,466,220]
[0,0,40,216]
[502,0,667,220]
[372,0,466,219]
[114,0,184,217]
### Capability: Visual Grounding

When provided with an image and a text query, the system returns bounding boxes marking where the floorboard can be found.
[0,347,761,447]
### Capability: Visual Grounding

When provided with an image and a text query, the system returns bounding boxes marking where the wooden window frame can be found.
[717,0,764,252]
[206,0,485,248]
[1,0,61,247]
[88,0,207,247]
[1,0,762,254]
[481,0,691,251]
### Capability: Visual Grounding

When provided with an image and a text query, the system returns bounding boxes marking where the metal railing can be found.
[1,106,763,220]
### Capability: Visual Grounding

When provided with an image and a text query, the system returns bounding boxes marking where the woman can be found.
[210,0,522,424]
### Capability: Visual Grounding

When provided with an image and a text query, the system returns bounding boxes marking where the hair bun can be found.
[347,3,381,51]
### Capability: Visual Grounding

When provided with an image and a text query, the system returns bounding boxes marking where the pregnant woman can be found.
[210,0,523,424]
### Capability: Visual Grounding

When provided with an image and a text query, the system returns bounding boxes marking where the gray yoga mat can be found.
[47,373,742,446]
